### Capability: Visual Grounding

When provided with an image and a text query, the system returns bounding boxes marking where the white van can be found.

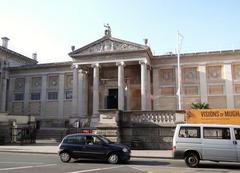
[172,124,240,167]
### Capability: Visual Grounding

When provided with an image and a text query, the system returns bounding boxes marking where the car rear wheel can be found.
[108,153,119,164]
[60,152,71,163]
[184,152,199,168]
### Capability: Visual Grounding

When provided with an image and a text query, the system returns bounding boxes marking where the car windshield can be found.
[98,135,113,144]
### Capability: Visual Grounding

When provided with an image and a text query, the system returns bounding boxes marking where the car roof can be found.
[64,133,99,137]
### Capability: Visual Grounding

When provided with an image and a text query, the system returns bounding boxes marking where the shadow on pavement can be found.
[73,159,170,166]
[198,162,240,170]
[129,160,170,166]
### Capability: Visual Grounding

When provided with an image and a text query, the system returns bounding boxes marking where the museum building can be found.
[1,28,240,129]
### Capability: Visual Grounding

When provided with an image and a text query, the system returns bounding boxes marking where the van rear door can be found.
[233,128,240,162]
[202,127,237,162]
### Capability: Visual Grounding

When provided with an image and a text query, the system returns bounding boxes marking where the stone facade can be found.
[1,32,240,131]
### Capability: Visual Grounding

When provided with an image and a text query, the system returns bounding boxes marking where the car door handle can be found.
[233,141,238,145]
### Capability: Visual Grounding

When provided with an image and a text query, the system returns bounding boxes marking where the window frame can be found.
[203,127,231,140]
[47,91,58,100]
[31,92,41,101]
[178,126,201,138]
[14,93,24,101]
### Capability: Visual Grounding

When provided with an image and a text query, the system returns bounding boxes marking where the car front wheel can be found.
[184,152,199,168]
[60,152,71,163]
[108,153,119,164]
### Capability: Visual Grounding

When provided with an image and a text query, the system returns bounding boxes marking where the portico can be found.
[70,59,152,122]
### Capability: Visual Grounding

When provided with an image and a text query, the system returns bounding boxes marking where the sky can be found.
[0,0,240,63]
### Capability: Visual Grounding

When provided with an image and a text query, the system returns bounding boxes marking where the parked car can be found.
[58,133,131,164]
[173,124,240,167]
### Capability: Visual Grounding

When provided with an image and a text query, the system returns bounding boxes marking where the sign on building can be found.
[186,109,240,125]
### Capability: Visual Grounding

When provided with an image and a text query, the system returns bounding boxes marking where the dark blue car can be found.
[58,133,131,164]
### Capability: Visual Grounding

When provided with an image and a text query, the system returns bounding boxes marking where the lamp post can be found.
[176,31,183,110]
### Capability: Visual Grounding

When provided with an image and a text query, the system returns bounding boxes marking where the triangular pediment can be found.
[69,36,148,57]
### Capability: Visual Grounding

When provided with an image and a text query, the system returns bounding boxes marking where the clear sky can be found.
[0,0,240,63]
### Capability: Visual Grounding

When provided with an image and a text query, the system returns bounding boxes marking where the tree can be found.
[191,102,209,109]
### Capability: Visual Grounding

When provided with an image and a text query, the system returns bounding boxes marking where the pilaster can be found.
[58,73,65,118]
[199,65,208,103]
[223,64,234,108]
[40,75,47,117]
[24,77,31,115]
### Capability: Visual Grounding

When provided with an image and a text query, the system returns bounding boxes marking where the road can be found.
[0,152,239,173]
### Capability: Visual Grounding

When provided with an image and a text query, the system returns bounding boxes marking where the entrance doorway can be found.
[106,89,118,109]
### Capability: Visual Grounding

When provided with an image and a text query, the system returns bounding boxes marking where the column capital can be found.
[139,60,148,65]
[78,69,88,74]
[71,64,79,69]
[91,63,100,68]
[116,61,126,67]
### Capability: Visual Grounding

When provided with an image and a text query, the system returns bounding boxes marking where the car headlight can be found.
[122,148,128,152]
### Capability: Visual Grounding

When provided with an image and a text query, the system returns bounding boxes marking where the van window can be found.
[179,127,200,138]
[234,128,240,140]
[203,127,230,140]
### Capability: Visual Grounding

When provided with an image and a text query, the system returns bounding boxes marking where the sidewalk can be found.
[0,144,172,159]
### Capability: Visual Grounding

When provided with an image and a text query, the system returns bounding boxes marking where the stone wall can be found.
[96,110,185,150]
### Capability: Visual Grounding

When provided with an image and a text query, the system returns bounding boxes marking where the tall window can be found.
[65,91,72,100]
[14,93,24,101]
[31,93,41,100]
[48,92,58,100]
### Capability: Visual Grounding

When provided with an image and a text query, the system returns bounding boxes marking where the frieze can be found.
[160,87,175,96]
[182,67,198,83]
[207,66,222,81]
[65,75,73,89]
[14,78,25,90]
[159,69,175,84]
[31,77,41,89]
[183,86,199,95]
[234,84,240,94]
[208,84,224,95]
[80,40,142,55]
[233,64,240,80]
[48,76,58,89]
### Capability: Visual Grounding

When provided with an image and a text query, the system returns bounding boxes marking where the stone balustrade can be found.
[121,110,185,126]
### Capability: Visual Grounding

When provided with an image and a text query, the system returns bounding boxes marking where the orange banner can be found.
[186,109,240,125]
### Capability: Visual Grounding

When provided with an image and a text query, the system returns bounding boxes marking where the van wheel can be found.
[108,153,119,164]
[185,152,199,167]
[60,152,71,163]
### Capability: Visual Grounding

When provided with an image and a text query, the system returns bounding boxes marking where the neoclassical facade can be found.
[1,30,240,128]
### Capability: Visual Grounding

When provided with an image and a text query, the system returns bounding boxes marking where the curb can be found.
[0,150,173,159]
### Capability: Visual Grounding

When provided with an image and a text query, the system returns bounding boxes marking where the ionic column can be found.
[147,66,151,110]
[117,61,125,110]
[223,64,234,108]
[140,60,147,110]
[83,72,88,116]
[92,63,100,115]
[24,77,31,115]
[72,65,78,117]
[58,73,65,118]
[78,68,88,117]
[199,65,208,103]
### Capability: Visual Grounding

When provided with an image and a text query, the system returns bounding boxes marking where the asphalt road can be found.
[0,152,240,173]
